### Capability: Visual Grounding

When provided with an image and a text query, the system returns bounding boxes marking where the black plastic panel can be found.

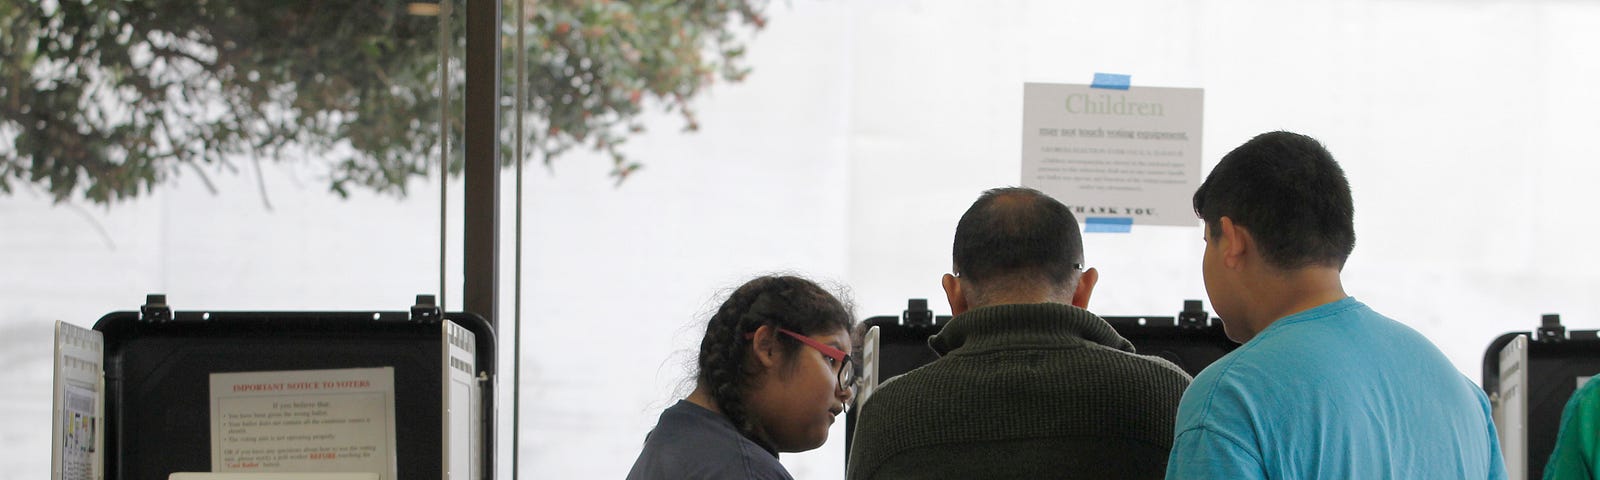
[93,311,495,480]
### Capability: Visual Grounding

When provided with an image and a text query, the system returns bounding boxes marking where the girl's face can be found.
[747,327,854,452]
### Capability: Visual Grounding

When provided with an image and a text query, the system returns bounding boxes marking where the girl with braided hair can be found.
[627,275,858,479]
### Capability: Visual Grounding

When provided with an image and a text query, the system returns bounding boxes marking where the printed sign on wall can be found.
[1022,82,1204,228]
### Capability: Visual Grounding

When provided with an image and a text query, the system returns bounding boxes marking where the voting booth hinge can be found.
[1178,299,1209,330]
[139,294,173,324]
[902,299,934,327]
[1536,313,1566,343]
[410,294,443,323]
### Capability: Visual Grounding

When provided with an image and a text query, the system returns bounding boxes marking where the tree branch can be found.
[185,161,219,195]
[251,154,273,211]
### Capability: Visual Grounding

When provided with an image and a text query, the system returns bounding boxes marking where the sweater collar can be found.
[927,303,1135,355]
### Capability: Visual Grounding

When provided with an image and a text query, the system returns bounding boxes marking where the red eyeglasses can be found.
[747,327,860,396]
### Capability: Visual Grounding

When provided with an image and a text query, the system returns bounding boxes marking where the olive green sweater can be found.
[847,303,1192,480]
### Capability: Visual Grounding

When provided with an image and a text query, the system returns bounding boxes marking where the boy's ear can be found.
[1219,216,1251,269]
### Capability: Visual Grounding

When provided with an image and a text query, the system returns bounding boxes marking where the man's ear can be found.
[749,324,781,369]
[1071,267,1099,309]
[1218,217,1251,269]
[942,273,969,315]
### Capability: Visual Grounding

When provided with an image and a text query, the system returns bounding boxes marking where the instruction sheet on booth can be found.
[210,367,398,480]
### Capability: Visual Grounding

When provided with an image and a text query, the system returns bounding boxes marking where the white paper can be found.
[210,367,398,480]
[441,320,479,480]
[1021,82,1204,227]
[857,326,880,408]
[53,321,104,480]
[1496,335,1528,480]
[170,474,378,480]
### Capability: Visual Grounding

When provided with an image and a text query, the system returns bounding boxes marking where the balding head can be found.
[951,187,1086,306]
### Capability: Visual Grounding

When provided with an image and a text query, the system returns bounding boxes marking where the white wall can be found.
[4,1,1600,479]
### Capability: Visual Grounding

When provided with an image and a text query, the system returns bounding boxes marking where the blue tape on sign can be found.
[1084,217,1134,233]
[1091,73,1131,90]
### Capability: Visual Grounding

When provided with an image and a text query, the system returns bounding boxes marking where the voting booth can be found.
[51,295,495,480]
[1483,314,1600,480]
[844,299,1238,463]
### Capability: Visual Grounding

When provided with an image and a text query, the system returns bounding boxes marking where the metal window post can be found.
[463,0,501,477]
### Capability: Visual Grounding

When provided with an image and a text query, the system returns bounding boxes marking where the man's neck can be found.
[969,290,1073,312]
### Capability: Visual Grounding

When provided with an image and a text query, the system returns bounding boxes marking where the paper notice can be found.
[1497,335,1528,480]
[210,367,398,480]
[442,320,479,480]
[53,321,103,480]
[1021,82,1204,227]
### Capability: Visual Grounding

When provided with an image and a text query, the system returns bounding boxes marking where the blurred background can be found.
[3,0,1598,478]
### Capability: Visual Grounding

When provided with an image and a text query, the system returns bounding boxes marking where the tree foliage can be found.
[0,0,767,204]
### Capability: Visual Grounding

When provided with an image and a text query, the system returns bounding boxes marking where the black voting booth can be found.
[1482,314,1600,480]
[843,298,1238,460]
[89,295,496,480]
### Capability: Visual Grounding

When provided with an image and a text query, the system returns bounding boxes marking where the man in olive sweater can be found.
[847,187,1192,480]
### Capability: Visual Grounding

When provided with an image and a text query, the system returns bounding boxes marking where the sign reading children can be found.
[1021,80,1204,228]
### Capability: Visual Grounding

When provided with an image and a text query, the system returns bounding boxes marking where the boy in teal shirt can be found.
[1167,131,1507,479]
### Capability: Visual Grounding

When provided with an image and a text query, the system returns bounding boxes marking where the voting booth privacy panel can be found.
[843,299,1238,461]
[51,295,494,480]
[1483,315,1600,480]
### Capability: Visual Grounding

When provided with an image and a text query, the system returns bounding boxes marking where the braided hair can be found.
[696,275,853,454]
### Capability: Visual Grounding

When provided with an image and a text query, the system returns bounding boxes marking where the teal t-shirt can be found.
[1165,297,1508,479]
[1545,376,1600,480]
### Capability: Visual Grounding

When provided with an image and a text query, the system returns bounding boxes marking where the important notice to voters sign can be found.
[1021,82,1204,227]
[210,367,398,480]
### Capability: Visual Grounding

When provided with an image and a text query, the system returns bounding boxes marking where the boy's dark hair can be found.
[696,275,852,454]
[952,187,1084,291]
[1193,131,1355,269]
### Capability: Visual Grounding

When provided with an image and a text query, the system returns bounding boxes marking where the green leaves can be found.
[0,0,768,204]
[519,0,767,181]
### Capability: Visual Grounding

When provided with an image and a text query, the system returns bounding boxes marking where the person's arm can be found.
[846,407,885,480]
[1165,426,1267,480]
[846,387,906,480]
[1544,379,1600,480]
[1483,394,1509,480]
